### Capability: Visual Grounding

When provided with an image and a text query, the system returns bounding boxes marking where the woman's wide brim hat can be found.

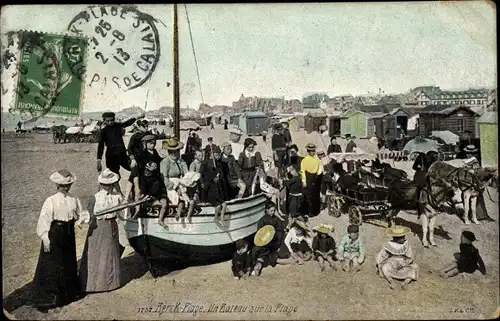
[162,137,184,150]
[98,168,120,185]
[229,127,244,135]
[254,225,276,247]
[50,169,76,185]
[463,145,478,153]
[314,224,333,234]
[385,225,411,237]
[141,134,156,142]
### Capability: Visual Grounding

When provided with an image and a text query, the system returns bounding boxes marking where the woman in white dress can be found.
[79,169,125,293]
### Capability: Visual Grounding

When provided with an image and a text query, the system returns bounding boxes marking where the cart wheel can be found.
[348,206,362,226]
[327,195,343,218]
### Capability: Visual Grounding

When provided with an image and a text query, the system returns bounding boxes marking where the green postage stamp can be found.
[13,32,88,118]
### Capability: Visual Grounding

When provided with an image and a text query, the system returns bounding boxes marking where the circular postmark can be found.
[62,35,88,82]
[66,5,161,91]
[1,31,61,122]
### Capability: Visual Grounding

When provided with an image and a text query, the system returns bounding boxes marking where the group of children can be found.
[231,201,367,279]
[231,202,487,290]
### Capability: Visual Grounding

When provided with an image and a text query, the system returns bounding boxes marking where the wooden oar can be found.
[94,196,152,217]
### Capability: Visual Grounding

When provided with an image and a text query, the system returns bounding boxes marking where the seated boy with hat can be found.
[337,225,365,272]
[232,239,251,280]
[312,224,337,271]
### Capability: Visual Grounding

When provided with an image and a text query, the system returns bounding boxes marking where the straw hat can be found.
[294,218,310,231]
[162,137,184,150]
[317,149,326,156]
[254,225,276,247]
[306,143,316,151]
[314,224,333,234]
[98,168,120,185]
[384,225,411,237]
[49,169,76,185]
[463,145,478,153]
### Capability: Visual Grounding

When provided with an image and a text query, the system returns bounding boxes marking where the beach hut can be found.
[418,105,479,138]
[372,108,411,138]
[304,107,327,134]
[239,111,269,136]
[340,109,374,138]
[327,111,342,137]
[476,110,498,168]
[230,113,241,125]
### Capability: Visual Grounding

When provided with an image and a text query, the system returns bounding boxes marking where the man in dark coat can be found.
[127,119,151,169]
[97,112,145,195]
[344,134,357,172]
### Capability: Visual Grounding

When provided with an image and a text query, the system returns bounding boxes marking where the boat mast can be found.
[173,3,180,139]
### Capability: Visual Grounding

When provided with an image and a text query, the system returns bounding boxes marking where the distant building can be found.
[408,87,489,108]
[232,94,284,114]
[303,93,329,108]
[320,95,355,112]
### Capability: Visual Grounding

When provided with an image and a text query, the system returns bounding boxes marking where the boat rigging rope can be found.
[183,4,205,106]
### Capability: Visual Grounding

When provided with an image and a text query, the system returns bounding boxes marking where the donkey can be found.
[387,178,460,247]
[427,161,497,224]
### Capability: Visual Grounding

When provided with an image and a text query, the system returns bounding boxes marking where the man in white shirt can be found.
[229,127,244,158]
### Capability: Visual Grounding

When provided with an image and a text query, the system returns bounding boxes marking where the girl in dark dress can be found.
[251,202,287,276]
[327,136,342,154]
[283,164,304,229]
[200,145,228,220]
[238,138,264,197]
[438,230,486,278]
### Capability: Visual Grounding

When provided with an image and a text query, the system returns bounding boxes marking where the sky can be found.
[0,2,497,114]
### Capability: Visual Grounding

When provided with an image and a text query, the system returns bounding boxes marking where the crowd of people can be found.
[29,112,489,313]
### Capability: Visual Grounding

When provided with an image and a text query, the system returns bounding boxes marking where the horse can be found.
[427,160,497,224]
[52,125,68,143]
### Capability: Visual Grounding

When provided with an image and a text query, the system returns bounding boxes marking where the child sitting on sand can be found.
[337,225,365,272]
[438,230,486,278]
[232,239,251,280]
[312,224,337,271]
[283,218,314,265]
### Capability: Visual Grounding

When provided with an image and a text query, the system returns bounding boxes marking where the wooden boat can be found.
[113,5,268,275]
[124,194,267,266]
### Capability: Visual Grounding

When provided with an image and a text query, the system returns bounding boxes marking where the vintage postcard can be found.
[1,3,498,320]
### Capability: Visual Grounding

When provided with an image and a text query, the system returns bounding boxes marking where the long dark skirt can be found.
[79,218,121,293]
[31,221,80,309]
[287,194,304,218]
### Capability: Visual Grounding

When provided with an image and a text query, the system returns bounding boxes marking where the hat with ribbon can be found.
[162,137,184,150]
[306,143,316,151]
[463,145,478,153]
[229,127,244,135]
[294,218,310,231]
[98,168,120,185]
[254,225,276,247]
[384,225,411,237]
[49,169,76,185]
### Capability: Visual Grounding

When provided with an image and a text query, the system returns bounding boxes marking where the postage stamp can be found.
[9,31,88,120]
[66,5,161,91]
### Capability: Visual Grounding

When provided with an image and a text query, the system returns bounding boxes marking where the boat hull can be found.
[124,194,267,263]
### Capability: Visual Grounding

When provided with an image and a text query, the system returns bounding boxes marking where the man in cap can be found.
[229,127,244,159]
[300,143,323,217]
[344,134,357,172]
[127,119,151,169]
[97,112,145,195]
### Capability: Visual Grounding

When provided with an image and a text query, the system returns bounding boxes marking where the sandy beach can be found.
[2,126,498,320]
